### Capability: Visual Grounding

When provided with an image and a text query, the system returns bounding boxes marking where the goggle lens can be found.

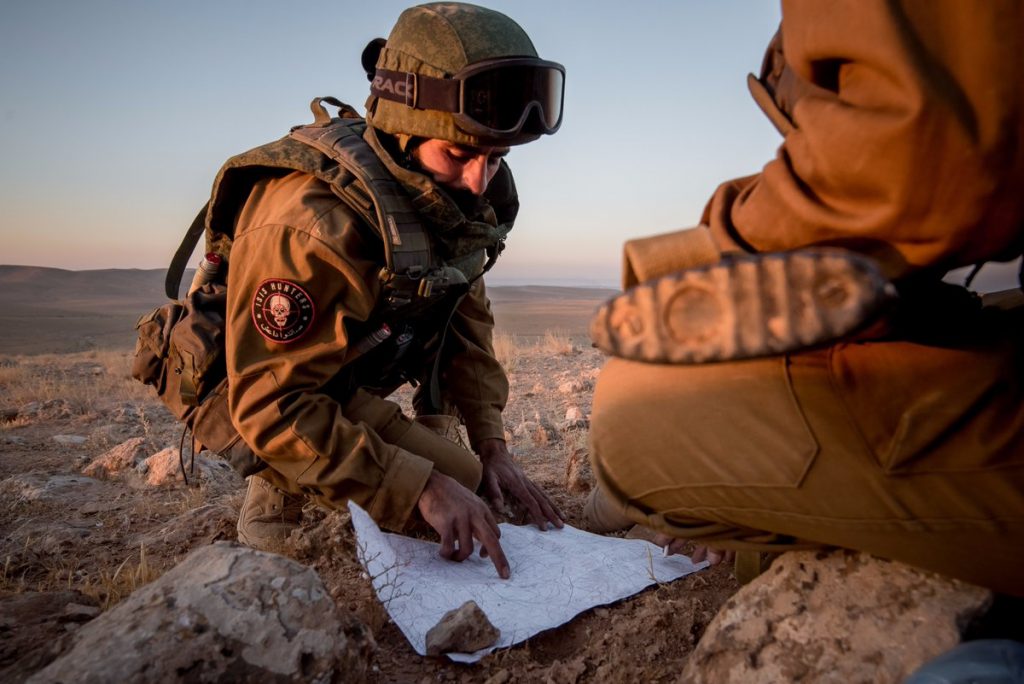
[463,65,564,133]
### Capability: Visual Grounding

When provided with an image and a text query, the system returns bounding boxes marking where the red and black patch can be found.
[251,279,315,344]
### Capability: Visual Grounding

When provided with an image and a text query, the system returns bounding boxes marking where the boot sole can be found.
[590,248,896,364]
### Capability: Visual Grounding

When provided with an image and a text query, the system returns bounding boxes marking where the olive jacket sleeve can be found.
[439,276,509,447]
[225,171,433,531]
[627,0,1024,284]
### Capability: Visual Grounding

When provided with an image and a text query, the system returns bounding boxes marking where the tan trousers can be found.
[589,298,1024,596]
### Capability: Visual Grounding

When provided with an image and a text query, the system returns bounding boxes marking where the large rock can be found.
[82,436,149,479]
[142,447,243,495]
[682,550,993,684]
[0,591,98,682]
[28,542,375,683]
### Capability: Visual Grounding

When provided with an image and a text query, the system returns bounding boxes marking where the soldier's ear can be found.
[362,38,387,81]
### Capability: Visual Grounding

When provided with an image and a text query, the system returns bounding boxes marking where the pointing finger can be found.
[438,526,456,561]
[475,522,510,579]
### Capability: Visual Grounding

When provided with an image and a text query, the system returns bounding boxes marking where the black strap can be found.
[370,68,460,112]
[166,203,210,299]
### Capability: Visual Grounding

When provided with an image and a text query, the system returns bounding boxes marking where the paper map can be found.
[349,502,708,663]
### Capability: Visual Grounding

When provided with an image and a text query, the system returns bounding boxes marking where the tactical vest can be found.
[134,97,501,479]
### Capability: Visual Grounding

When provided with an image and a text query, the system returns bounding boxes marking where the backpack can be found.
[131,98,500,480]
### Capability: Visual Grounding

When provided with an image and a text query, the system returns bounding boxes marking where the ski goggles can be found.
[371,57,565,139]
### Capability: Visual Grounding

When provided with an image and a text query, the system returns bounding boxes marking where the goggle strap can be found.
[371,68,460,113]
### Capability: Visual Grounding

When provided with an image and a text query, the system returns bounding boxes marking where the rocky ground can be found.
[0,339,742,683]
[2,337,1012,682]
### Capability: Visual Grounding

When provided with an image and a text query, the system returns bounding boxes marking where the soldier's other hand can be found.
[416,470,510,579]
[475,438,564,531]
[691,545,734,566]
[652,533,735,566]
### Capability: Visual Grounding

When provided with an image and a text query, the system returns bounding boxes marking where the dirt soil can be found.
[0,341,739,683]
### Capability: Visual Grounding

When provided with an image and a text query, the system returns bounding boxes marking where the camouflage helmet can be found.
[365,2,564,147]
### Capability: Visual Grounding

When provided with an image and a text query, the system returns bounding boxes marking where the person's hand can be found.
[652,533,735,566]
[416,470,511,579]
[476,438,564,531]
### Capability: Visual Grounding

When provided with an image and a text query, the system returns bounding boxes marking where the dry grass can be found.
[0,349,153,415]
[493,332,524,372]
[537,330,579,356]
[494,330,580,372]
[82,544,162,609]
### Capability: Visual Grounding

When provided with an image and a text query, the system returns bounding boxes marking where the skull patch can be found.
[252,279,315,343]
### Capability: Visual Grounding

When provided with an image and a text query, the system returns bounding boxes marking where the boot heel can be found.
[590,248,896,364]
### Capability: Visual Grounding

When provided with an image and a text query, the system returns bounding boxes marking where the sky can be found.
[0,0,783,286]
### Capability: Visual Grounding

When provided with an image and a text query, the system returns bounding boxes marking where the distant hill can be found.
[3,261,1016,356]
[0,266,616,355]
[0,266,170,313]
[0,267,174,354]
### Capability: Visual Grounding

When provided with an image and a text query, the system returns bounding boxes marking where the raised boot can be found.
[590,247,896,364]
[236,474,305,551]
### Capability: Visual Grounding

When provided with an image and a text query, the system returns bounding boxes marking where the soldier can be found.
[227,2,565,578]
[587,0,1024,596]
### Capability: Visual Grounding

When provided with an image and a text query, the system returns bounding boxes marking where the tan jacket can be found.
[628,0,1024,285]
[225,152,508,531]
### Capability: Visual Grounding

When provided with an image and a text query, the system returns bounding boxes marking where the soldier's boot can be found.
[236,474,305,551]
[590,247,897,364]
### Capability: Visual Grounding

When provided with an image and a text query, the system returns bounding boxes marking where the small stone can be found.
[531,424,556,446]
[557,379,592,394]
[425,600,500,656]
[52,435,87,446]
[0,473,100,502]
[565,448,593,494]
[512,421,539,439]
[561,406,589,430]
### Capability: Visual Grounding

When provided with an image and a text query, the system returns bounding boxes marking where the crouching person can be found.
[587,0,1024,596]
[222,2,565,577]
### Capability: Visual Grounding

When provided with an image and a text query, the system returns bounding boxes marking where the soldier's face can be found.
[412,139,509,196]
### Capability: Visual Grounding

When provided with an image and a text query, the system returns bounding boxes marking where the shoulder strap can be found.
[166,203,209,299]
[288,101,441,303]
[168,98,480,303]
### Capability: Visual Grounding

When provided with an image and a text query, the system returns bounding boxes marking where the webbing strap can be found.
[166,203,209,299]
[289,122,434,279]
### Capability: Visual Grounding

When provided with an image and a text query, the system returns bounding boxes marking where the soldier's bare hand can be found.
[476,438,563,531]
[416,470,510,579]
